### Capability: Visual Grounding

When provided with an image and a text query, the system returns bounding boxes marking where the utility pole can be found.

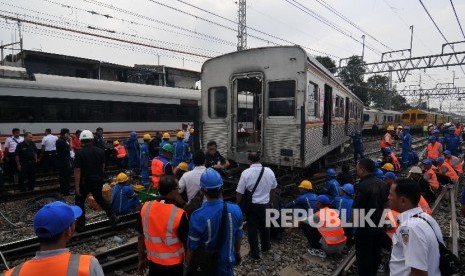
[361,35,365,61]
[409,25,413,58]
[387,66,393,110]
[237,0,247,51]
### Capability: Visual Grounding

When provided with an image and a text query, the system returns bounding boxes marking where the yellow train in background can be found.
[401,108,451,129]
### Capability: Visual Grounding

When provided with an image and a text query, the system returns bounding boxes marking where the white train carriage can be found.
[201,46,364,169]
[362,107,402,131]
[0,74,201,142]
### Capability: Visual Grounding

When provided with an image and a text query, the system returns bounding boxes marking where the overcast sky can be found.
[1,0,464,114]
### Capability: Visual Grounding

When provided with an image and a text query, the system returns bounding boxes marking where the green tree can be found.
[366,75,389,108]
[338,56,369,104]
[391,93,410,110]
[315,56,337,74]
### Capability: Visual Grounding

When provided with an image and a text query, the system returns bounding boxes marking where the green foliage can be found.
[338,56,369,104]
[315,56,337,74]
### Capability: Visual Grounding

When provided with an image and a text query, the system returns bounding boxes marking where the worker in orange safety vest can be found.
[113,140,127,170]
[436,157,459,185]
[421,159,439,191]
[151,144,174,189]
[444,150,463,176]
[381,126,394,150]
[425,136,443,161]
[4,201,104,276]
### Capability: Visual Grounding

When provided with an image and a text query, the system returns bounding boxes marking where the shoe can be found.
[307,248,326,258]
[377,264,385,273]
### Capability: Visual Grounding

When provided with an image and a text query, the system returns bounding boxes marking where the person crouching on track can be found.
[444,150,463,177]
[382,147,401,171]
[137,175,188,276]
[425,135,443,160]
[74,130,118,232]
[284,180,318,211]
[421,159,439,191]
[111,173,139,216]
[323,169,341,200]
[408,166,435,209]
[113,140,127,170]
[303,195,346,258]
[140,134,152,187]
[331,183,354,240]
[435,156,459,187]
[4,201,104,276]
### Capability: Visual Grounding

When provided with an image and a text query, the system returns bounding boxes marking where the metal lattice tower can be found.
[237,0,247,51]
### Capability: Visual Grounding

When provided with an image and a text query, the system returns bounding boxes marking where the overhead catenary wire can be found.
[449,0,465,39]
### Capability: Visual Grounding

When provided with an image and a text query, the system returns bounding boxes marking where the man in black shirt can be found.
[148,132,161,159]
[15,132,37,192]
[205,141,230,172]
[56,128,71,196]
[74,130,117,232]
[352,158,387,276]
[336,163,354,186]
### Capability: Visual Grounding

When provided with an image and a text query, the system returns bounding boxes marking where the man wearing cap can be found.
[304,195,347,258]
[186,168,243,275]
[74,130,118,232]
[381,126,394,151]
[444,127,462,157]
[113,140,127,170]
[151,144,174,189]
[236,152,277,259]
[422,159,439,191]
[436,157,459,186]
[331,183,355,238]
[381,163,394,172]
[425,136,443,160]
[383,172,397,189]
[401,126,412,167]
[444,150,463,176]
[284,180,318,211]
[137,175,189,275]
[382,147,401,171]
[111,173,139,216]
[173,131,189,168]
[408,166,436,205]
[4,201,104,276]
[324,168,341,200]
[140,134,152,187]
[159,133,171,155]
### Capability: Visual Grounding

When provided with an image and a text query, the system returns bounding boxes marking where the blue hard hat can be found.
[326,168,337,177]
[375,168,384,178]
[383,172,397,180]
[383,147,392,154]
[428,135,436,141]
[341,183,354,196]
[403,126,410,131]
[448,127,455,132]
[200,168,223,189]
[130,131,137,138]
[436,157,445,163]
[444,150,451,156]
[433,129,440,134]
[422,159,432,165]
[316,195,330,205]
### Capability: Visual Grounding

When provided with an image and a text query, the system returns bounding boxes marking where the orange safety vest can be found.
[390,153,401,171]
[380,133,393,149]
[385,209,400,240]
[446,156,463,175]
[418,196,431,215]
[151,158,169,189]
[4,252,92,276]
[427,142,442,160]
[315,207,347,245]
[114,144,127,159]
[140,200,185,265]
[440,162,459,181]
[424,168,439,190]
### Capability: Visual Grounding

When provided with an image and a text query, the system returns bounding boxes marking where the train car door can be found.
[231,73,263,163]
[323,84,332,145]
[345,97,350,135]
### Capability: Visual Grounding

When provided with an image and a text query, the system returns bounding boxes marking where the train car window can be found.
[208,87,227,118]
[238,108,253,123]
[0,97,36,122]
[107,102,131,122]
[417,114,427,120]
[158,106,177,121]
[78,102,104,121]
[363,114,370,122]
[307,82,319,119]
[268,80,295,117]
[314,85,319,117]
[402,114,410,119]
[42,101,73,122]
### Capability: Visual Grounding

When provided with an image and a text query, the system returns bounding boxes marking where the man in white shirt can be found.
[178,151,206,202]
[41,128,58,171]
[182,123,190,143]
[388,178,442,276]
[236,152,277,259]
[4,128,24,183]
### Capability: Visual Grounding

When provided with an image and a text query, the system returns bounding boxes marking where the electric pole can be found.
[237,0,247,51]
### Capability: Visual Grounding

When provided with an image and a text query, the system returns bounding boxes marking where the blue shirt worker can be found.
[401,126,412,167]
[159,133,171,155]
[4,201,104,276]
[331,183,354,226]
[350,130,365,163]
[140,134,151,186]
[173,131,189,168]
[324,169,341,200]
[111,173,139,215]
[186,168,243,276]
[444,127,462,157]
[125,131,140,171]
[285,180,318,211]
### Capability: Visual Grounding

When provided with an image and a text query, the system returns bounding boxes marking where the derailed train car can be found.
[200,46,364,171]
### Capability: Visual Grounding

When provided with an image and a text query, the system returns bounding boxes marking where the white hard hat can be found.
[79,130,94,141]
[408,166,422,174]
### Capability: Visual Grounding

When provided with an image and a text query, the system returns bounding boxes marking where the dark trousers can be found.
[245,203,270,256]
[300,223,322,249]
[355,233,383,276]
[18,162,36,192]
[58,162,71,195]
[148,261,183,276]
[0,166,4,194]
[75,179,114,226]
[354,149,365,163]
[5,153,17,182]
[42,151,57,171]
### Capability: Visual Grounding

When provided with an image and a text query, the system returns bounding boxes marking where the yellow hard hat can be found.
[387,126,395,131]
[176,131,185,139]
[162,132,170,139]
[382,163,394,171]
[116,172,129,183]
[189,128,194,134]
[177,162,189,172]
[143,134,151,140]
[298,180,313,190]
[113,140,119,146]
